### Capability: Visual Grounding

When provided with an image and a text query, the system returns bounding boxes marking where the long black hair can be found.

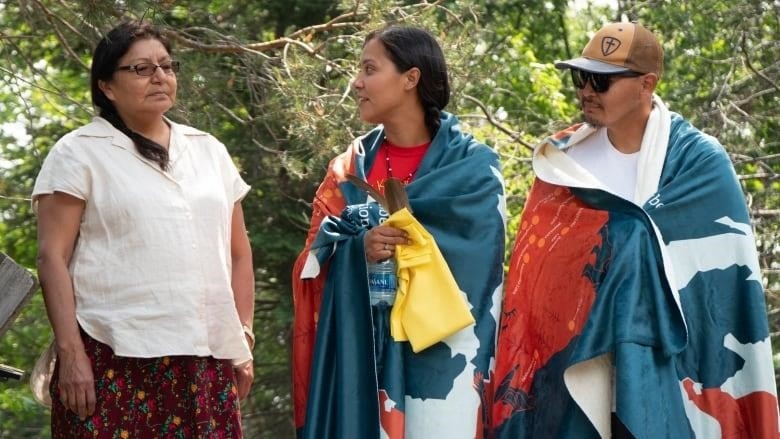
[91,21,172,170]
[365,26,450,137]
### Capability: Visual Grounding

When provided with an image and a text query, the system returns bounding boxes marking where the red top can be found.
[366,139,430,194]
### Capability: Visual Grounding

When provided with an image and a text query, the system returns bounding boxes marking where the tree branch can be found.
[30,0,92,70]
[753,209,780,217]
[462,94,534,150]
[741,31,780,92]
[165,11,363,55]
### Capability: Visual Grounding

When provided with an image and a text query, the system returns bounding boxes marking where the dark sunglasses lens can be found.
[570,70,585,88]
[591,73,610,92]
[571,70,613,92]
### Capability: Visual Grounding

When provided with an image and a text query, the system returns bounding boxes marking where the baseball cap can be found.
[555,22,663,75]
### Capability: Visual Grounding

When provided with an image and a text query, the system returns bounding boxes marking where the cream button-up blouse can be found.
[33,117,252,365]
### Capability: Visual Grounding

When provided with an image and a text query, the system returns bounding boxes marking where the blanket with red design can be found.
[493,114,779,438]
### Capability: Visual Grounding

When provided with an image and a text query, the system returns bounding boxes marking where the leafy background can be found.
[0,0,777,437]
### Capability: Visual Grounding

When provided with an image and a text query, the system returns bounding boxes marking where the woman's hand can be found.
[364,225,409,263]
[56,345,96,420]
[234,360,254,400]
[37,192,94,419]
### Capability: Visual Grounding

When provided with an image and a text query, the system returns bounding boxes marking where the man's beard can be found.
[579,97,603,128]
[581,111,603,128]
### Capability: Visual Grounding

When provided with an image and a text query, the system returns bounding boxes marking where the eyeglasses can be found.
[116,61,180,76]
[570,69,642,93]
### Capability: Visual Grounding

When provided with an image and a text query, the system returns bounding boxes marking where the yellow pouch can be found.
[385,208,475,353]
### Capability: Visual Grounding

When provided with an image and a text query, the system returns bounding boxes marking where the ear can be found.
[640,73,659,95]
[403,67,421,91]
[98,79,116,102]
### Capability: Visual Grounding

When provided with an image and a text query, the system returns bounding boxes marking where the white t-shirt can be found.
[32,116,252,364]
[565,128,640,202]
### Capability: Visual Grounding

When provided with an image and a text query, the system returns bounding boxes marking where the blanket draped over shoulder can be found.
[292,113,506,439]
[493,99,779,438]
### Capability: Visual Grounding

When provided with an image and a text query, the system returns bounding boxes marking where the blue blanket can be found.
[293,113,506,438]
[493,109,778,438]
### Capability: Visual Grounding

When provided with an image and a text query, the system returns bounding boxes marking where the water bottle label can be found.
[368,272,397,293]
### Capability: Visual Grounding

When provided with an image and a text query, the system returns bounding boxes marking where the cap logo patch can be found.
[601,37,622,56]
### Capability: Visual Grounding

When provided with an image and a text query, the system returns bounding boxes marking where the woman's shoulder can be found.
[64,117,115,138]
[168,119,231,153]
[166,118,212,138]
[440,112,494,150]
[49,117,118,154]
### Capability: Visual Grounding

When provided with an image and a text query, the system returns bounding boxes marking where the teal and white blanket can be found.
[493,96,779,438]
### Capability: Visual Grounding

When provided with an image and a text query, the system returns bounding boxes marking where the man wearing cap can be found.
[492,22,778,438]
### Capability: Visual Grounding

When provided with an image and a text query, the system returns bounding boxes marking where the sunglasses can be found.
[570,69,642,93]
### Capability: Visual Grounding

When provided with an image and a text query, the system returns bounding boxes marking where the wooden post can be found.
[0,252,38,381]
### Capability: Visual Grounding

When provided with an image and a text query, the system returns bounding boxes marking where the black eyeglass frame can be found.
[116,61,181,77]
[570,69,642,93]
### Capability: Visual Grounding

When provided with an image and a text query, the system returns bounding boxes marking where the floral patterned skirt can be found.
[50,330,242,438]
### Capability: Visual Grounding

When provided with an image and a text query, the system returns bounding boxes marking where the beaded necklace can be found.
[383,144,417,185]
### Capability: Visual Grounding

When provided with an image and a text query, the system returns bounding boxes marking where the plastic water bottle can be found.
[367,259,397,306]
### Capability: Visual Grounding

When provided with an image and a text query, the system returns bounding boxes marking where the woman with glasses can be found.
[32,21,255,437]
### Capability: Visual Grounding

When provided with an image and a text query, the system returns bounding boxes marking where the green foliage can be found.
[0,387,50,438]
[0,0,778,436]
